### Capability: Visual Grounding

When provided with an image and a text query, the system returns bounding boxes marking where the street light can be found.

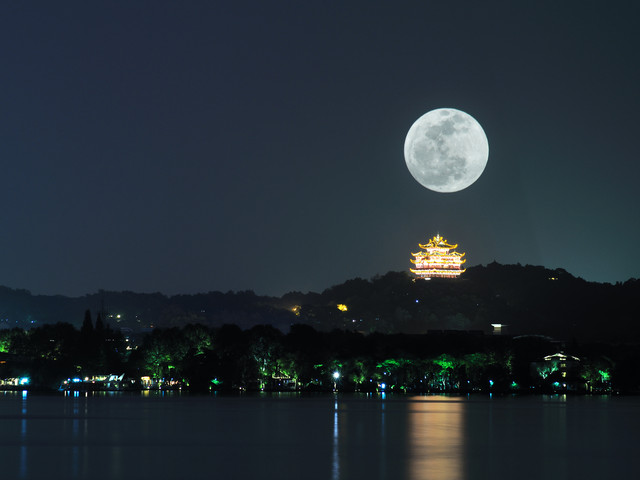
[333,371,340,391]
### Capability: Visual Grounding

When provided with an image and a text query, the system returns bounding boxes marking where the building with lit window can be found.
[410,234,466,279]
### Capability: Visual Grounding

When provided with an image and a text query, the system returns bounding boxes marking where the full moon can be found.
[404,108,489,193]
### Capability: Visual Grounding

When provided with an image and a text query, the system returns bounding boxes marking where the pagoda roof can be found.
[418,234,458,250]
[410,233,467,279]
[412,251,465,258]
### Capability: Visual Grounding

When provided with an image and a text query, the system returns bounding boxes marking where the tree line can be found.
[1,311,638,394]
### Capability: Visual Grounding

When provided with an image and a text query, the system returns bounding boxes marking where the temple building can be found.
[410,234,466,279]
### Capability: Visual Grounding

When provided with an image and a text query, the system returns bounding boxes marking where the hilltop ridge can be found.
[1,263,638,343]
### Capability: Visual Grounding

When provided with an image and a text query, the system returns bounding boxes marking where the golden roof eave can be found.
[412,252,464,258]
[418,243,458,250]
[410,268,466,275]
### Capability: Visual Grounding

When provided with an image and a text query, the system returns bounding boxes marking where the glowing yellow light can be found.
[410,234,465,279]
[337,304,348,312]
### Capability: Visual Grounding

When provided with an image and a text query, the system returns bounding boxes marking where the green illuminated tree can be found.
[247,325,283,389]
[580,357,613,393]
[183,324,213,355]
[536,363,558,380]
[274,353,300,389]
[0,328,23,353]
[373,358,420,391]
[143,344,172,379]
[139,328,189,380]
[345,358,373,390]
[430,354,461,391]
[463,352,491,389]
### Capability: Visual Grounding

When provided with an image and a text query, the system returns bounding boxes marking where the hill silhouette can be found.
[1,263,638,343]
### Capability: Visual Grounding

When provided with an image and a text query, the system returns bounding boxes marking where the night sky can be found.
[2,1,639,297]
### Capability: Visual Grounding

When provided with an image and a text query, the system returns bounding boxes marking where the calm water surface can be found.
[1,391,638,480]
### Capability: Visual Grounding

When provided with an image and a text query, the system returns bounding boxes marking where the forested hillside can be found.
[1,263,638,343]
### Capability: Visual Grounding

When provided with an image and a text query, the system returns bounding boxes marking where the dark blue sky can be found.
[2,1,639,297]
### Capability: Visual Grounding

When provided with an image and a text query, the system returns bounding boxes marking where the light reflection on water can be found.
[408,396,464,480]
[1,391,639,480]
[20,390,28,478]
[332,398,339,480]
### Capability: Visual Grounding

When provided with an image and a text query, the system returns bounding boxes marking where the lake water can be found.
[1,391,638,480]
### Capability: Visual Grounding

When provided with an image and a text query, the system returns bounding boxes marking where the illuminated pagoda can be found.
[410,234,466,279]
